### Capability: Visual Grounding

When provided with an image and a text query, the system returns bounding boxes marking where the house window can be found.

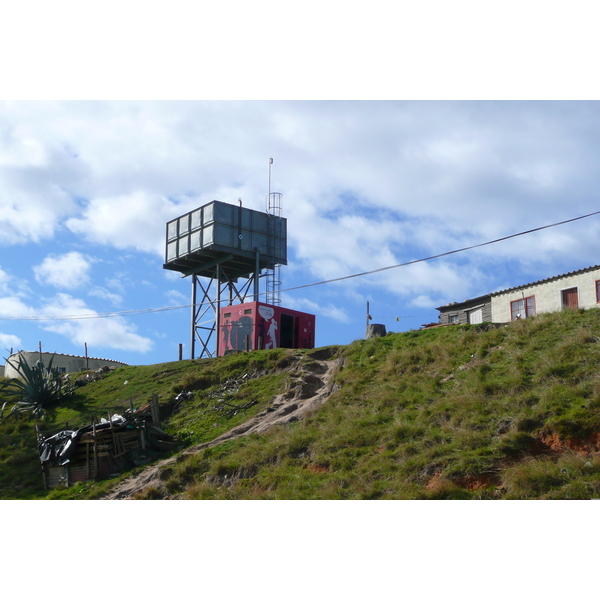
[511,296,536,321]
[58,367,67,374]
[449,314,459,324]
[596,280,600,303]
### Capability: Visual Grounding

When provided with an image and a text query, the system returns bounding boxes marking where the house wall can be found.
[491,268,600,322]
[438,296,492,325]
[4,351,127,380]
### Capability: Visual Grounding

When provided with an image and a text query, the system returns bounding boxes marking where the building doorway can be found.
[561,287,579,310]
[280,313,295,348]
[468,307,483,324]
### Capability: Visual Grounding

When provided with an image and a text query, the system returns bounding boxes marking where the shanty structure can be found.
[36,396,176,489]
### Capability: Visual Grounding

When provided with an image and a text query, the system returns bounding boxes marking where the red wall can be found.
[219,302,315,356]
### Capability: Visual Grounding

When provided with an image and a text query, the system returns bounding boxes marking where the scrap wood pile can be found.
[37,395,178,489]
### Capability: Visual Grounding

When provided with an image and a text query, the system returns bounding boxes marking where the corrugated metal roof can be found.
[10,350,128,366]
[436,294,491,311]
[489,264,600,297]
[437,264,600,311]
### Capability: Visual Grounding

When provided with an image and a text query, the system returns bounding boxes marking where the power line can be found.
[281,208,600,292]
[1,208,599,322]
[0,304,188,321]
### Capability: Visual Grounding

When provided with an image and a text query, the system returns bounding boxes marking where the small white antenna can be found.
[267,157,274,212]
[266,158,282,305]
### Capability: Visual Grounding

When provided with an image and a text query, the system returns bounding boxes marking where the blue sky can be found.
[2,100,600,366]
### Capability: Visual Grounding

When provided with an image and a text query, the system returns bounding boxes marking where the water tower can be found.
[163,164,315,358]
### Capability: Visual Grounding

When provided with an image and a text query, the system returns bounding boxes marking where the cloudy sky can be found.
[0,100,600,365]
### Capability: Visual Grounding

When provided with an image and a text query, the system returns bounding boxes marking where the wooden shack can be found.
[37,396,177,489]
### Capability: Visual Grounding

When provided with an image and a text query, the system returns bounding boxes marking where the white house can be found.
[437,264,600,325]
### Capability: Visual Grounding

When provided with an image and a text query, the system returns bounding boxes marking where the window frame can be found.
[510,295,536,321]
[596,279,600,303]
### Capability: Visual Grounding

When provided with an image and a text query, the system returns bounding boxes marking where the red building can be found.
[218,302,315,356]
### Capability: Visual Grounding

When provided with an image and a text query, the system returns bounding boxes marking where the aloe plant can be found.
[0,353,74,420]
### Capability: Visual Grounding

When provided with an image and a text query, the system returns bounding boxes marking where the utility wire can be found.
[281,208,600,292]
[0,304,189,321]
[1,208,599,322]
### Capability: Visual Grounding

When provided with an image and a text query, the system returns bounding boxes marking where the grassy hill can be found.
[3,307,600,500]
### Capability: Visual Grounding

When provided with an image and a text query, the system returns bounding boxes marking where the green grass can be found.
[0,348,296,499]
[4,309,600,499]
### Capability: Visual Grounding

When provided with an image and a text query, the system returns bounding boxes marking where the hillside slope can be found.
[3,308,600,499]
[107,308,600,500]
[102,350,343,499]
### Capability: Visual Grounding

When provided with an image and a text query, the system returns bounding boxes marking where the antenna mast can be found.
[266,158,282,305]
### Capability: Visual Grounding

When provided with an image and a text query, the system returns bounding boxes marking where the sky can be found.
[4,0,600,588]
[1,100,600,365]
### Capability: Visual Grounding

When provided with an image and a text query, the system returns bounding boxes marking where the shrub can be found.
[0,354,74,420]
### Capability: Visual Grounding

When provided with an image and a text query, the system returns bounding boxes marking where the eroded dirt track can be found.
[101,354,343,500]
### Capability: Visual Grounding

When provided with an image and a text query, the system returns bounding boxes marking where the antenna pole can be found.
[265,158,282,305]
[267,157,273,212]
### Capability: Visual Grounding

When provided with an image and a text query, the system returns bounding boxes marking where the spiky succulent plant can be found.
[0,353,74,420]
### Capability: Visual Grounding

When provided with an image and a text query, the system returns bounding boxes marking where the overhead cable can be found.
[281,208,600,292]
[1,208,599,322]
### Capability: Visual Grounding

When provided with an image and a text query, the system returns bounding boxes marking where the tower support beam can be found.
[190,266,262,359]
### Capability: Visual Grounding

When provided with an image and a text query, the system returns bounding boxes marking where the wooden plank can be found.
[151,393,160,425]
[151,439,178,451]
[108,411,118,453]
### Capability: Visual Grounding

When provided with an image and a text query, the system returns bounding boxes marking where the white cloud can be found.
[104,275,127,294]
[163,270,182,282]
[0,332,22,352]
[286,201,402,282]
[0,296,37,318]
[38,293,153,353]
[166,289,188,305]
[411,295,436,309]
[66,191,173,255]
[33,252,91,289]
[0,185,76,245]
[281,295,351,323]
[0,266,28,297]
[88,287,122,305]
[0,267,10,288]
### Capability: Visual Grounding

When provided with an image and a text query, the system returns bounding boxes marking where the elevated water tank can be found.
[163,200,287,280]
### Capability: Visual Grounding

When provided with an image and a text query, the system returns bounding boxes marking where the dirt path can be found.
[101,355,343,499]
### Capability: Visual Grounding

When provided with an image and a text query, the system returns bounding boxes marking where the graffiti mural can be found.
[219,302,315,356]
[222,315,254,352]
[258,305,277,349]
